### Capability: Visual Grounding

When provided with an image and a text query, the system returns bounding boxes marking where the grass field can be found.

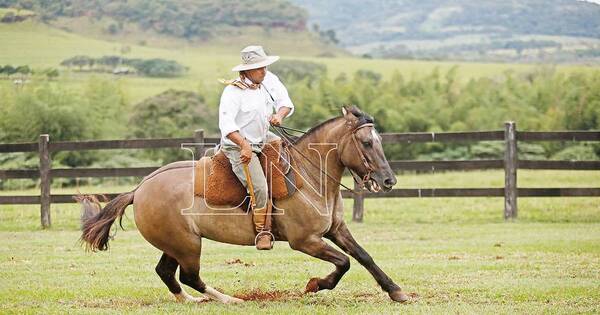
[1,170,599,313]
[1,19,600,313]
[2,20,598,103]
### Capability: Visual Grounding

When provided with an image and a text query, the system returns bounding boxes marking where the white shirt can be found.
[219,71,294,146]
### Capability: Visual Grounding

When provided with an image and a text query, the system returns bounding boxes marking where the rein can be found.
[271,122,376,194]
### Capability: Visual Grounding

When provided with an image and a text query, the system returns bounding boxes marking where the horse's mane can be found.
[293,105,374,145]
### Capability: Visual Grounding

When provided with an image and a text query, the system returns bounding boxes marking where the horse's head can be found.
[338,105,397,193]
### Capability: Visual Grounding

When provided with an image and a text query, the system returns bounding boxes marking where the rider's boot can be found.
[253,202,273,250]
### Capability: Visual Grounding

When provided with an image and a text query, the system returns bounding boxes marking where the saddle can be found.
[195,140,303,206]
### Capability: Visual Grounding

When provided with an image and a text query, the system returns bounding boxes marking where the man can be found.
[218,45,294,250]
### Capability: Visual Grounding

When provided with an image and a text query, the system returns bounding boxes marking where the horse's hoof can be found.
[174,291,206,303]
[389,290,409,303]
[304,277,320,293]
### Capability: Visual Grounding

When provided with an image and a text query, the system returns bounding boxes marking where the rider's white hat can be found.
[231,45,280,72]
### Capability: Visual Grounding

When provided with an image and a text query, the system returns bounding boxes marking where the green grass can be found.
[1,170,599,313]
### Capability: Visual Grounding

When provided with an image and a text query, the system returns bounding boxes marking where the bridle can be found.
[272,121,377,194]
[342,123,375,190]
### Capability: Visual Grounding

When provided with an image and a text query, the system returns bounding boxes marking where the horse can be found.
[79,105,409,304]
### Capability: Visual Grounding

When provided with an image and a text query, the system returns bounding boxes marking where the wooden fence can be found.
[1,123,599,228]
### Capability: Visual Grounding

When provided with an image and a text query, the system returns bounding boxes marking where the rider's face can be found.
[243,67,266,84]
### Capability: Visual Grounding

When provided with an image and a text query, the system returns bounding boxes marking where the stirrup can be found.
[254,230,275,248]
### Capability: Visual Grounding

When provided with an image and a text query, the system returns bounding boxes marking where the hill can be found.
[0,0,307,37]
[0,19,594,105]
[0,0,341,56]
[290,0,600,63]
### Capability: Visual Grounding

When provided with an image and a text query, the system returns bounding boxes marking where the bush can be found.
[0,77,129,168]
[60,55,188,77]
[269,60,327,84]
[128,89,218,163]
[132,59,188,77]
[552,144,598,160]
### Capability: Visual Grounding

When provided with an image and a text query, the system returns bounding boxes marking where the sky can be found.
[578,0,600,4]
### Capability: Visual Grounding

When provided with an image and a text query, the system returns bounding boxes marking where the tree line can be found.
[0,65,59,79]
[60,55,188,77]
[1,62,599,188]
[0,0,308,39]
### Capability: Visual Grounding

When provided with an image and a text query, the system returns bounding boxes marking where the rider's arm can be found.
[265,71,294,125]
[266,71,294,116]
[270,106,291,126]
[226,131,249,148]
[226,132,252,164]
[219,87,252,164]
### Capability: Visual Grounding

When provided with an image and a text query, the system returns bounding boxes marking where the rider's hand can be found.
[240,141,252,164]
[269,114,283,126]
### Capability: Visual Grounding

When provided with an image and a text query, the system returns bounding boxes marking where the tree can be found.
[15,65,31,75]
[132,59,187,77]
[44,68,59,80]
[97,55,121,69]
[2,65,17,78]
[128,89,217,162]
[72,55,91,70]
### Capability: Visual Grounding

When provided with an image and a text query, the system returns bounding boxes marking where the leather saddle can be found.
[195,140,303,206]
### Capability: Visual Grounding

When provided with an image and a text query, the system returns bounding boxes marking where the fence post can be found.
[194,129,205,159]
[504,122,518,220]
[352,181,364,222]
[39,134,51,228]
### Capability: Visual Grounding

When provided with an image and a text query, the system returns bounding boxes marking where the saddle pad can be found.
[196,141,303,206]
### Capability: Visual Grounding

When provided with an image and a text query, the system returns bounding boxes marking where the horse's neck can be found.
[292,119,347,195]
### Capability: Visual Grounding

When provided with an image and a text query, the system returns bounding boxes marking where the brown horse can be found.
[80,105,409,304]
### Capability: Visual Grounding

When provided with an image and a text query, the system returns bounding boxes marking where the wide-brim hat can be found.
[232,45,280,72]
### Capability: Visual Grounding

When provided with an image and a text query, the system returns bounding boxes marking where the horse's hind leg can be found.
[155,253,208,303]
[175,239,244,304]
[289,236,351,293]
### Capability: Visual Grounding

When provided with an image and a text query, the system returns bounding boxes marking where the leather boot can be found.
[253,203,273,250]
[255,232,273,250]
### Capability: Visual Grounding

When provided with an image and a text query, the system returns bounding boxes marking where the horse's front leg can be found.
[326,222,409,302]
[289,236,350,293]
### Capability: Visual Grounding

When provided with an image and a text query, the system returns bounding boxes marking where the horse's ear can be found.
[341,105,358,124]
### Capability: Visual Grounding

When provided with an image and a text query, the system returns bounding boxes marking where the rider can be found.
[218,45,294,250]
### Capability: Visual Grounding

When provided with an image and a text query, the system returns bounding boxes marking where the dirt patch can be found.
[407,292,420,299]
[225,258,256,267]
[352,292,381,301]
[353,292,379,298]
[234,289,302,301]
[69,298,157,309]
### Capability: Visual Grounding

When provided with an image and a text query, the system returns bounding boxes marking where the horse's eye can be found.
[362,140,372,148]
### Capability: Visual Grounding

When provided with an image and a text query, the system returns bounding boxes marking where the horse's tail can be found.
[78,192,135,251]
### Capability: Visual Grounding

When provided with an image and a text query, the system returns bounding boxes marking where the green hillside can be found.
[0,0,307,37]
[291,0,600,63]
[0,0,344,57]
[4,20,591,104]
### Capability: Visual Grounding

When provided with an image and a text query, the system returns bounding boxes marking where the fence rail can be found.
[1,126,600,227]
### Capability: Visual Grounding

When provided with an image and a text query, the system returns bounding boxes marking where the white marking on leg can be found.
[204,286,244,304]
[174,289,210,303]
